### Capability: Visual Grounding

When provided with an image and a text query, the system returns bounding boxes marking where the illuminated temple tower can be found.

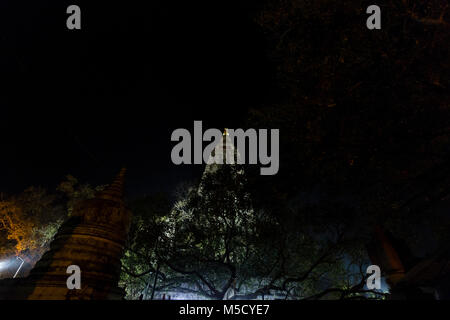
[0,169,132,299]
[162,130,253,300]
[200,128,243,185]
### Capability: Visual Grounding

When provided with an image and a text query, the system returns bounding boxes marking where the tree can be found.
[119,192,171,299]
[158,165,257,299]
[120,165,385,300]
[0,200,37,255]
[247,0,450,260]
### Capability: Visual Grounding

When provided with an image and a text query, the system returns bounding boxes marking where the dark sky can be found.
[0,0,275,196]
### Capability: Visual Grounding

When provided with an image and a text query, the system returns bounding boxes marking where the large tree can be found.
[247,0,450,258]
[120,165,384,300]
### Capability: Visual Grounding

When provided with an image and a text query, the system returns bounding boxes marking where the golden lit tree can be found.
[0,200,37,255]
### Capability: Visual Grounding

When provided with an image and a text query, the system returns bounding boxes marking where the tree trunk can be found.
[150,262,160,300]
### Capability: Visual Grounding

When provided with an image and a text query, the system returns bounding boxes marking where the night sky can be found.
[0,1,275,196]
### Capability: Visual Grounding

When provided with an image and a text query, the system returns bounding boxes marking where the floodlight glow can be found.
[0,260,9,270]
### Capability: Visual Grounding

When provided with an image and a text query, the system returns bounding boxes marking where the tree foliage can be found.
[120,165,384,300]
[247,0,450,256]
[0,200,37,255]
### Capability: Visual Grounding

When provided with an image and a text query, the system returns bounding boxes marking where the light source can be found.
[0,260,8,270]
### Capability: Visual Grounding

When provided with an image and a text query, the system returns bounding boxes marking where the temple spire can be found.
[97,168,127,202]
